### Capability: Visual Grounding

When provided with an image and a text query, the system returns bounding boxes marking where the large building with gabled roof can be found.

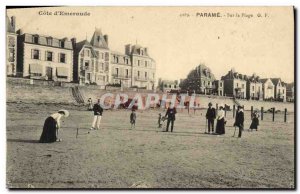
[72,28,110,85]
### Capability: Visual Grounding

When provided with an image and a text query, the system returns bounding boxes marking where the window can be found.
[116,57,119,63]
[115,68,119,76]
[33,36,39,44]
[138,60,140,66]
[101,63,104,70]
[138,71,140,78]
[59,53,66,63]
[141,50,144,55]
[32,49,39,60]
[126,69,129,77]
[125,58,129,64]
[145,72,147,78]
[101,53,104,59]
[97,36,100,42]
[252,86,255,91]
[220,82,223,87]
[46,38,52,46]
[60,40,65,48]
[236,83,239,87]
[145,61,148,67]
[283,89,285,94]
[242,84,244,89]
[85,61,89,69]
[46,51,53,61]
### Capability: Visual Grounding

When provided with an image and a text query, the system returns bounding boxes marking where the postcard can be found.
[6,6,295,189]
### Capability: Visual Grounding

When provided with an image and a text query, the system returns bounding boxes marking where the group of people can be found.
[205,102,259,138]
[39,98,260,143]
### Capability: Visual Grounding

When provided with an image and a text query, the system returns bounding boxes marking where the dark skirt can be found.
[216,118,225,135]
[250,117,259,129]
[39,117,57,143]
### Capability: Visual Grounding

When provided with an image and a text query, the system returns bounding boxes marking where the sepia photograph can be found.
[5,6,295,189]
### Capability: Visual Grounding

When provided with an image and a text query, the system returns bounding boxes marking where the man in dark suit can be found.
[234,105,244,138]
[206,102,216,134]
[91,99,103,130]
[165,106,177,132]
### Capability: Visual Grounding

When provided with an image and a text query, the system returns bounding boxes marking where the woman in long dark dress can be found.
[249,111,259,131]
[39,110,69,143]
[215,105,225,135]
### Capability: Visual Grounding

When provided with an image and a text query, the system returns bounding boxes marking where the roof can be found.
[75,40,97,57]
[286,82,294,90]
[270,78,281,85]
[259,78,270,84]
[22,33,73,50]
[131,44,149,56]
[90,28,109,49]
[221,69,247,81]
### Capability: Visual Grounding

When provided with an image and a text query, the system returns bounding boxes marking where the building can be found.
[259,78,275,100]
[110,44,156,90]
[286,82,294,102]
[72,28,156,89]
[6,15,17,76]
[270,78,286,102]
[213,80,224,96]
[72,28,110,85]
[158,79,180,92]
[246,74,263,100]
[17,32,74,82]
[110,51,133,88]
[180,64,217,95]
[221,69,247,99]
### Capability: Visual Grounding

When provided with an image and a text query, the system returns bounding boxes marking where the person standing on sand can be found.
[87,98,93,111]
[215,105,225,135]
[39,109,69,143]
[234,105,244,138]
[130,109,137,129]
[249,111,259,131]
[206,102,216,134]
[165,106,177,132]
[91,99,103,130]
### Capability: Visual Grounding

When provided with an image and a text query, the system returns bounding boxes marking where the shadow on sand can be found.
[7,139,39,143]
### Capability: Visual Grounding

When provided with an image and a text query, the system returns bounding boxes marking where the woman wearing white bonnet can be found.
[215,104,226,135]
[39,109,69,143]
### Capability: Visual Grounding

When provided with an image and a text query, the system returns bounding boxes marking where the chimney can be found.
[16,29,23,35]
[104,35,108,46]
[71,38,76,49]
[11,16,16,32]
[125,44,131,55]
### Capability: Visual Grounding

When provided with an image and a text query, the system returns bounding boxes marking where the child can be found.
[130,109,136,129]
[158,113,162,128]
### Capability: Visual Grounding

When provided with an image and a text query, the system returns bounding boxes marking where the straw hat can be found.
[58,109,70,117]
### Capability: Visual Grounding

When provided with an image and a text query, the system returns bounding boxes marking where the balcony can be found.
[134,76,153,82]
[112,74,131,80]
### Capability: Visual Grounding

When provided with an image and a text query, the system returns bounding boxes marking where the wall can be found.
[6,79,294,112]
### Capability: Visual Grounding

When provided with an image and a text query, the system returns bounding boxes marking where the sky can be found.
[6,6,295,83]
